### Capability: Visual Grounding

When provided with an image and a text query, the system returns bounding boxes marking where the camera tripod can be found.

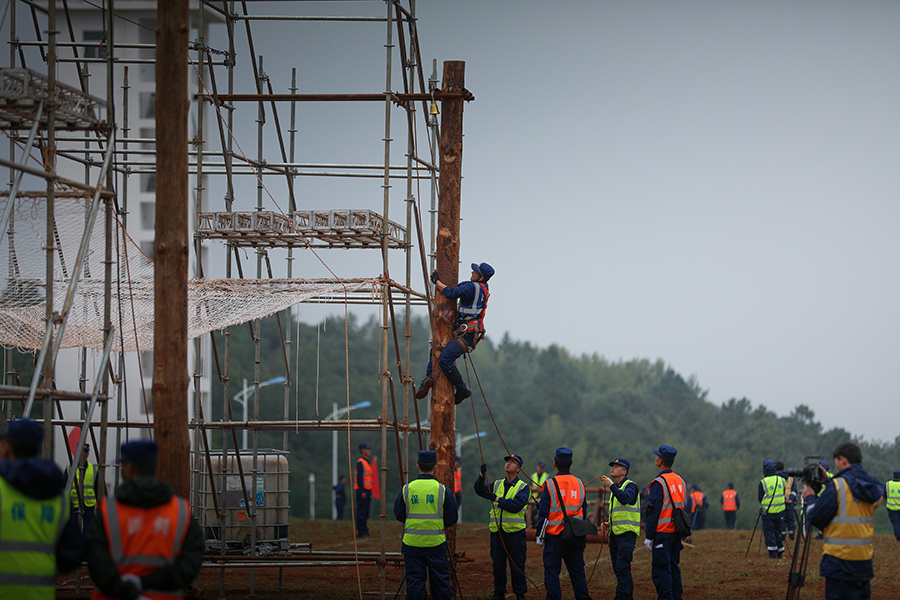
[785,504,814,600]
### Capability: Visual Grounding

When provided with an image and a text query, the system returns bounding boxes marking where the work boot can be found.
[454,386,472,405]
[414,377,433,400]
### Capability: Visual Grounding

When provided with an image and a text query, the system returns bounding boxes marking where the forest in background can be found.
[215,313,900,533]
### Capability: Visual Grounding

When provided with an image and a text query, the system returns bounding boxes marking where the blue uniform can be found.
[536,470,591,600]
[807,464,883,600]
[393,475,458,600]
[356,459,371,535]
[645,469,683,600]
[778,471,798,537]
[333,481,346,520]
[474,474,529,598]
[424,280,487,393]
[607,479,639,600]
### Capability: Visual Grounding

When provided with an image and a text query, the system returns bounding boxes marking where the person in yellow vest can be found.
[355,443,373,537]
[67,443,98,534]
[0,419,83,598]
[758,458,786,558]
[599,458,639,600]
[393,450,458,600]
[526,461,548,528]
[474,453,529,600]
[536,447,591,600]
[885,470,900,541]
[801,443,883,600]
[86,440,204,600]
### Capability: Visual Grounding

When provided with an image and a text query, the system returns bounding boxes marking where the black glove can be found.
[480,463,487,475]
[430,270,439,284]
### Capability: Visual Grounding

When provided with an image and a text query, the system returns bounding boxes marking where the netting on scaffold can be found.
[0,195,381,352]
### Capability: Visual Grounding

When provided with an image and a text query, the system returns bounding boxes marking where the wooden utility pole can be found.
[153,0,191,497]
[431,61,466,558]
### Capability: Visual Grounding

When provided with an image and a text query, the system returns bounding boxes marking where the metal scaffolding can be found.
[1,0,467,597]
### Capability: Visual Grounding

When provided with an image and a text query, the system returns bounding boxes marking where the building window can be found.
[138,21,156,82]
[139,93,155,119]
[141,174,156,193]
[140,127,155,151]
[140,202,155,229]
[83,30,105,59]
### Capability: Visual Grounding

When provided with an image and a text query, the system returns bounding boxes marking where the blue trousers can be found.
[608,531,636,600]
[335,500,345,520]
[782,502,796,533]
[355,491,370,535]
[888,510,900,540]
[424,332,476,390]
[650,533,682,600]
[542,534,592,600]
[403,544,453,600]
[762,513,784,554]
[723,510,736,530]
[825,578,870,600]
[490,529,527,596]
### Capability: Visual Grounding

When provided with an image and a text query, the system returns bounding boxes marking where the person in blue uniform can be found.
[474,453,529,600]
[394,450,458,600]
[0,419,83,596]
[599,458,640,600]
[415,262,494,405]
[334,475,346,520]
[886,470,900,541]
[644,444,687,600]
[355,444,374,536]
[802,443,883,600]
[536,447,591,600]
[775,461,798,541]
[759,459,786,558]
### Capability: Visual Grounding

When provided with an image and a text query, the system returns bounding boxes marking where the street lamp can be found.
[232,376,286,449]
[455,431,486,522]
[326,400,373,520]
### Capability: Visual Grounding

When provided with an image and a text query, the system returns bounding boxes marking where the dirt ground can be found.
[57,520,900,599]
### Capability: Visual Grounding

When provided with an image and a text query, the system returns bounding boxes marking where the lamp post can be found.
[232,376,286,449]
[326,400,372,519]
[455,431,486,522]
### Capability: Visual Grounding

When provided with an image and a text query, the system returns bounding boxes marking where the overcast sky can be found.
[202,1,900,443]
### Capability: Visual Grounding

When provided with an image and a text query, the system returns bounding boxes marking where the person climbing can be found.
[416,262,494,405]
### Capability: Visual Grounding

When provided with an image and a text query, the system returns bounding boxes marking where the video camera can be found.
[784,455,828,495]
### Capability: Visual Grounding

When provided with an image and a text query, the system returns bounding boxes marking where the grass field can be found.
[170,520,900,599]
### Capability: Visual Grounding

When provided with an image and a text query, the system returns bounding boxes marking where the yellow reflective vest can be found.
[530,471,549,501]
[0,477,68,600]
[608,479,641,536]
[489,478,526,533]
[823,477,876,561]
[885,480,900,511]
[401,478,447,548]
[68,463,97,508]
[761,475,785,514]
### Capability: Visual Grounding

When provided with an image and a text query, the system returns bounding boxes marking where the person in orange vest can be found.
[535,447,591,600]
[802,443,883,600]
[644,444,686,600]
[85,440,203,600]
[355,443,374,537]
[720,483,740,530]
[454,456,463,515]
[687,485,707,530]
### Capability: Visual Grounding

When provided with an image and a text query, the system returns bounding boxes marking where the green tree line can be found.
[212,313,900,534]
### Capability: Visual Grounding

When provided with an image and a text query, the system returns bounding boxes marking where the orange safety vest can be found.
[722,489,738,511]
[454,468,462,494]
[92,495,191,600]
[545,474,585,535]
[690,490,704,513]
[354,457,373,490]
[653,472,686,534]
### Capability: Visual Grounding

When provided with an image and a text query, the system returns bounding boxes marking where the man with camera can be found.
[801,443,883,600]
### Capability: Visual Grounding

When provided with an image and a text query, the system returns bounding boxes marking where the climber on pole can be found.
[416,261,494,405]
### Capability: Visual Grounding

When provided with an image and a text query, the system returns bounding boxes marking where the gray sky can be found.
[409,1,900,443]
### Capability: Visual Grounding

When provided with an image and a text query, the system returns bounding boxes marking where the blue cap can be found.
[471,262,495,280]
[418,450,437,466]
[819,460,829,470]
[1,419,44,447]
[893,471,900,478]
[120,440,158,463]
[609,458,630,470]
[653,445,677,462]
[455,456,461,462]
[504,454,523,467]
[554,448,573,463]
[537,461,546,467]
[359,444,370,452]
